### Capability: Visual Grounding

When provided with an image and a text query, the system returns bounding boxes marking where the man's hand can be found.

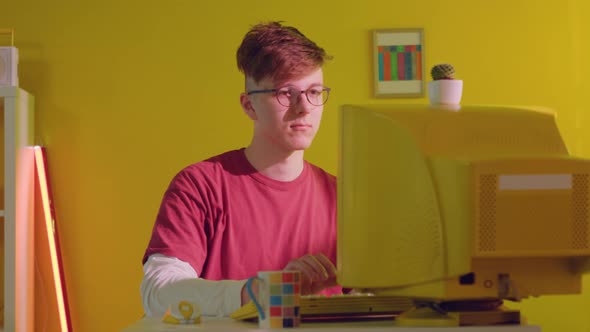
[283,253,337,295]
[240,253,337,305]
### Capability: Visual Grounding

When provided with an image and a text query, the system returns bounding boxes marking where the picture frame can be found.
[373,28,424,98]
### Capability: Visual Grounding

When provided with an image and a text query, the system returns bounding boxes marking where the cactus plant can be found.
[431,64,455,80]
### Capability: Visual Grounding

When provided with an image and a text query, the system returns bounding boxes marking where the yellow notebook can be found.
[230,294,414,321]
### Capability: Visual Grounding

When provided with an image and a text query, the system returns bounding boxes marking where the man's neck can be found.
[244,144,304,182]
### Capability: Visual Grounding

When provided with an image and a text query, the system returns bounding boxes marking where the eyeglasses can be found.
[247,86,331,107]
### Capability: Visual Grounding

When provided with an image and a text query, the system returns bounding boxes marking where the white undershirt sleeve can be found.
[140,254,247,317]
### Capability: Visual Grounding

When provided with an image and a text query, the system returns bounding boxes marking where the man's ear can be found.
[240,93,258,120]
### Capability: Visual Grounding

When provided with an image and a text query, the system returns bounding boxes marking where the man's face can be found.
[244,68,325,153]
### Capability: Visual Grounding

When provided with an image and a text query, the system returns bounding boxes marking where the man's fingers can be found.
[284,253,338,294]
[313,254,337,277]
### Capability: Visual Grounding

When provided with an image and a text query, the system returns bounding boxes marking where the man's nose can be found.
[292,92,314,113]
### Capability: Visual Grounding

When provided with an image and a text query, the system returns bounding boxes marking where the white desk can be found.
[121,317,541,332]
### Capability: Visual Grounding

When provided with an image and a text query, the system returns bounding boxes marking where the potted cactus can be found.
[428,63,463,110]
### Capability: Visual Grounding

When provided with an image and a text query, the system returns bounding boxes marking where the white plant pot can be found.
[428,80,463,110]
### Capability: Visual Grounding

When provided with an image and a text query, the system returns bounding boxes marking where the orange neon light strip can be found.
[34,146,71,331]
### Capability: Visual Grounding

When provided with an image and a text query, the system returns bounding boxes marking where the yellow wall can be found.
[2,0,590,331]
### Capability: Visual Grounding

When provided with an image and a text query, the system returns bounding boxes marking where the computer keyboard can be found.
[302,293,413,315]
[230,293,414,321]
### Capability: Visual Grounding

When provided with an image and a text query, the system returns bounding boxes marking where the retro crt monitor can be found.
[337,104,590,301]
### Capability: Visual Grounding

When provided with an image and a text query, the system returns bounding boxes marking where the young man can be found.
[141,21,339,317]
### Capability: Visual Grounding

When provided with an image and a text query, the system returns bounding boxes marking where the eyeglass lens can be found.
[276,87,329,107]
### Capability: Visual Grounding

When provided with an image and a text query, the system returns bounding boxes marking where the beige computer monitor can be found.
[337,104,590,301]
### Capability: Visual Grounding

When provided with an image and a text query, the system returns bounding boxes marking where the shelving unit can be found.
[1,86,35,332]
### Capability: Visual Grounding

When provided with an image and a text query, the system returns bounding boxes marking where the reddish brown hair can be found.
[237,21,331,84]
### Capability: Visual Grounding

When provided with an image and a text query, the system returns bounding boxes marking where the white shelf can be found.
[0,86,20,97]
[2,87,35,332]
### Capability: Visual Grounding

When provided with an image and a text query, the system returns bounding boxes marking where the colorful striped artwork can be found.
[378,45,422,82]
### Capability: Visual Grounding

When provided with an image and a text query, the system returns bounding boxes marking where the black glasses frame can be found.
[247,86,331,107]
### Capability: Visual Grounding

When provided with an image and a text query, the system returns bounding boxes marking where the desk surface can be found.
[121,317,542,332]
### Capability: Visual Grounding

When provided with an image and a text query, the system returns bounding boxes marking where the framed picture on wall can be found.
[373,28,424,98]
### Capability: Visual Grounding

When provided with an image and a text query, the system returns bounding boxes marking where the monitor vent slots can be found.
[572,174,589,250]
[476,172,590,254]
[478,174,498,252]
